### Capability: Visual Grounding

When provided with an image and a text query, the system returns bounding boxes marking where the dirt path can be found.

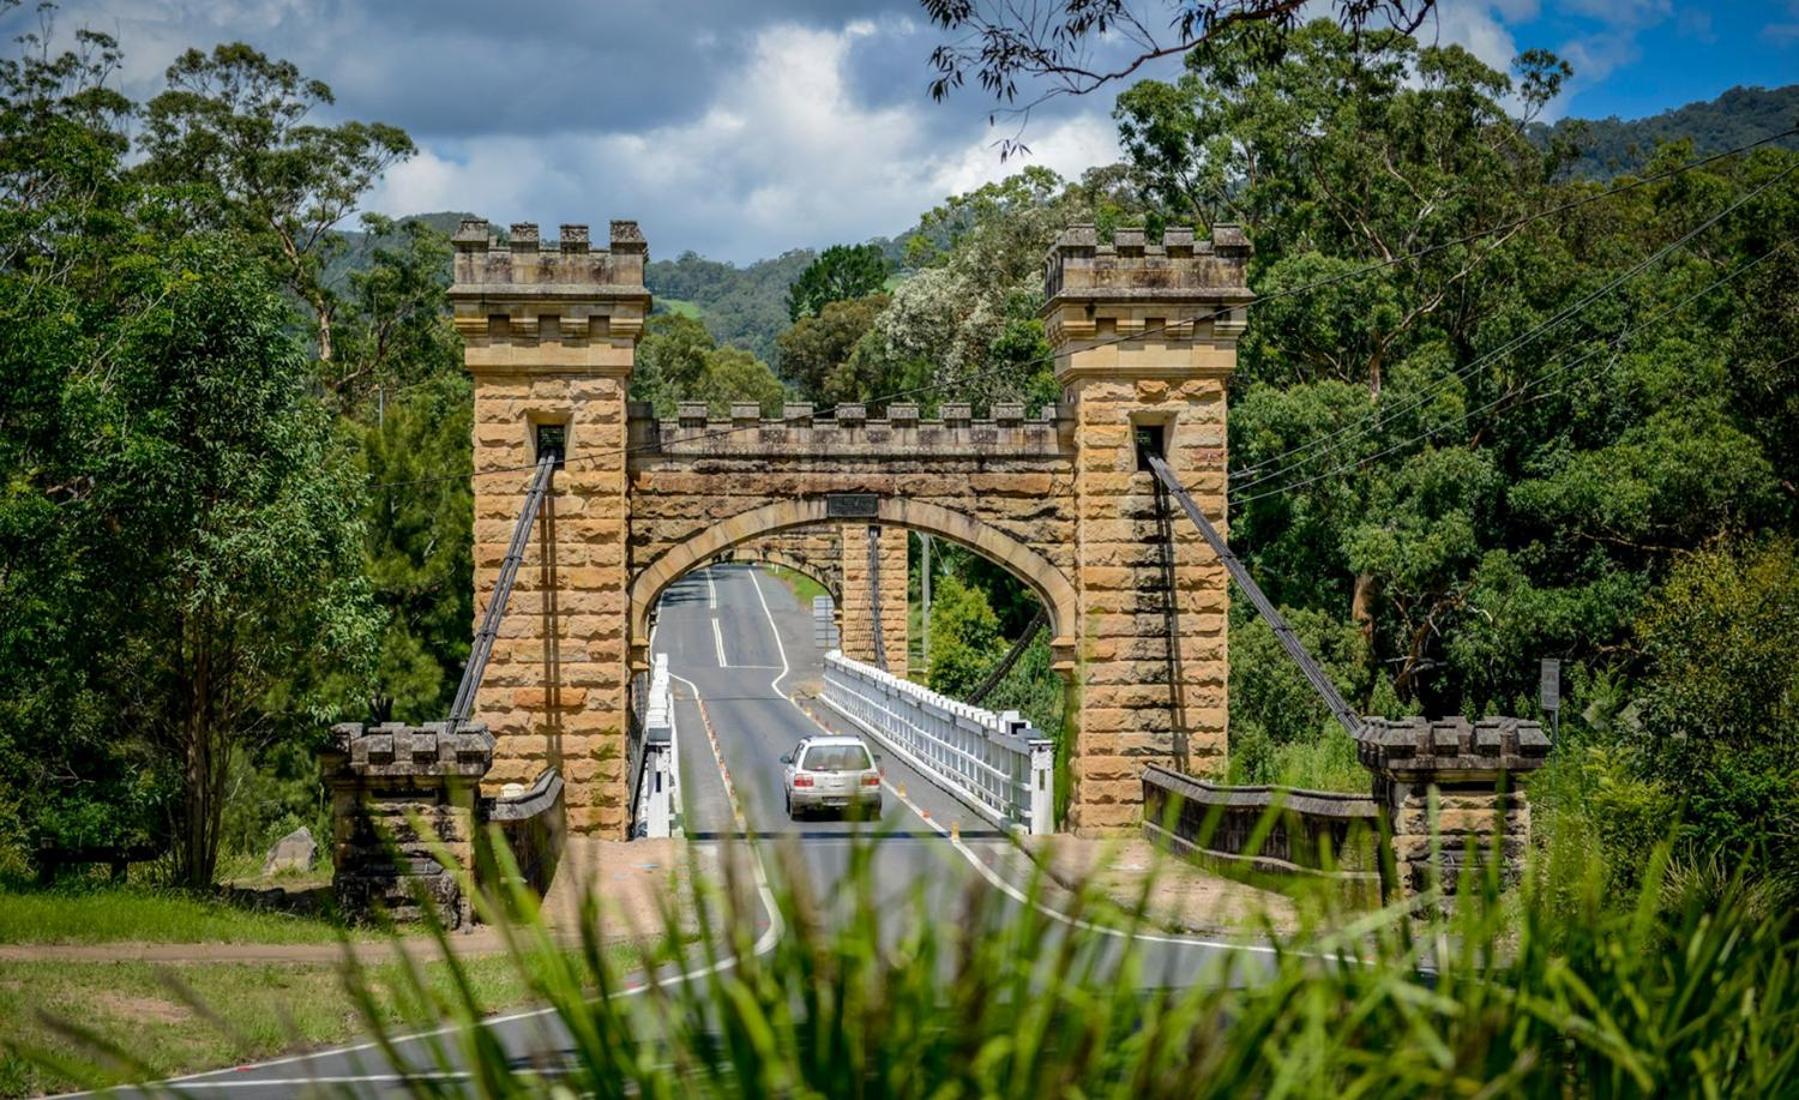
[1022,835,1299,935]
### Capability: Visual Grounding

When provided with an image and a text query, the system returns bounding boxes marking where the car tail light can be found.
[861,774,880,787]
[793,774,814,788]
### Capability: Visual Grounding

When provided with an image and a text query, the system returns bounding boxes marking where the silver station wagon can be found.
[780,735,883,820]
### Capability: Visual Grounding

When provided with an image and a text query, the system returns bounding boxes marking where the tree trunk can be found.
[315,301,335,364]
[1351,572,1378,646]
[175,631,224,889]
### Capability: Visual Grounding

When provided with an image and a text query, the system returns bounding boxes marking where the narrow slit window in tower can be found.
[1134,423,1166,472]
[536,423,567,468]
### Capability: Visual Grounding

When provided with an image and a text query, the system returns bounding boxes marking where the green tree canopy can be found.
[775,293,887,402]
[139,42,415,366]
[786,243,888,322]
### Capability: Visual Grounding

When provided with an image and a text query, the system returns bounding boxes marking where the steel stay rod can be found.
[869,526,888,670]
[968,606,1048,705]
[449,450,559,730]
[1147,455,1364,739]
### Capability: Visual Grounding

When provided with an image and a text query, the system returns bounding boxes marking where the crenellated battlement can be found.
[1042,223,1251,300]
[1041,224,1254,365]
[450,218,651,361]
[627,401,1072,459]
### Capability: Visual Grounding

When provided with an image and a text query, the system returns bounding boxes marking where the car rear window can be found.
[801,744,874,772]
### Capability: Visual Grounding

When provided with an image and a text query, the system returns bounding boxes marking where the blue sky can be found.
[5,1,1794,262]
[1489,1,1798,120]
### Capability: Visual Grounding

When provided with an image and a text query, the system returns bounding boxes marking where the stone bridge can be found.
[452,219,1250,836]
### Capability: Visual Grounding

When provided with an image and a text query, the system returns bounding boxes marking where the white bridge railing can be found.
[820,651,1055,834]
[633,654,678,838]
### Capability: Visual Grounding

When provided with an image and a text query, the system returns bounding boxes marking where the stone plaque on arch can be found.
[825,493,879,518]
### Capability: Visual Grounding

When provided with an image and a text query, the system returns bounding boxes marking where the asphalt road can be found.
[117,564,1264,1097]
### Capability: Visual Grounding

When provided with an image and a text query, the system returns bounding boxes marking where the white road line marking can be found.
[712,617,729,667]
[112,668,781,1098]
[706,566,718,610]
[745,566,792,696]
[742,566,1276,957]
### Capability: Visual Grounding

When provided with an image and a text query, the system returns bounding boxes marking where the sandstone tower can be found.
[1042,224,1252,832]
[450,219,647,835]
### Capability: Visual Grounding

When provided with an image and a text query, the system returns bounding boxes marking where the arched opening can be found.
[633,497,1079,830]
[628,496,1076,668]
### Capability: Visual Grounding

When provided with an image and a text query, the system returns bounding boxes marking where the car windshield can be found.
[801,744,874,772]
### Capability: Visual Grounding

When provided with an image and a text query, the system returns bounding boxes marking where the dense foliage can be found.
[785,243,888,322]
[0,24,461,884]
[886,22,1797,901]
[645,249,816,364]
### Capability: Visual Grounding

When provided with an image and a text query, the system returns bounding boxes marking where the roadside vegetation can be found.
[0,877,346,945]
[1,940,654,1096]
[762,564,828,608]
[23,826,1799,1096]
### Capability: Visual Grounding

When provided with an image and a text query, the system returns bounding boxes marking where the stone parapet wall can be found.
[323,722,494,927]
[1358,717,1550,899]
[1144,716,1550,906]
[1043,223,1251,305]
[451,219,648,349]
[629,402,1070,459]
[1141,763,1381,876]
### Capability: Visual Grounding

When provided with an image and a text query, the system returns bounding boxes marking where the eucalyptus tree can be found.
[138,43,414,367]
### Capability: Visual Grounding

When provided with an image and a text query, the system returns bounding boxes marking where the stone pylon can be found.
[838,523,908,679]
[450,219,647,836]
[1041,224,1252,832]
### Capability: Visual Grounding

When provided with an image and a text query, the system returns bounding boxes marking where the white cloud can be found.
[366,20,1119,262]
[1426,1,1522,73]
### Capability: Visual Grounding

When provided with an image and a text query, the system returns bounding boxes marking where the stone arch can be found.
[628,496,1078,664]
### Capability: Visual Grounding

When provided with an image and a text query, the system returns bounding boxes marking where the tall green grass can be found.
[0,877,348,944]
[26,822,1799,1096]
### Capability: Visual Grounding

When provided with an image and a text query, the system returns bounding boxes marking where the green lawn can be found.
[764,564,827,607]
[0,881,350,945]
[0,941,651,1097]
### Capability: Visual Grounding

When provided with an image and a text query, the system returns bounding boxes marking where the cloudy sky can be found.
[9,1,1796,262]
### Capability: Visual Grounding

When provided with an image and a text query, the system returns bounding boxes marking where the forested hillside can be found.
[644,249,817,364]
[1534,83,1799,179]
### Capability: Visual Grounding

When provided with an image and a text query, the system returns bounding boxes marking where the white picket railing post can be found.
[637,653,678,839]
[818,649,1056,834]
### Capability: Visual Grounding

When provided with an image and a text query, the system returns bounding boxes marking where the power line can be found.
[1231,160,1797,492]
[1231,242,1786,507]
[366,125,1797,494]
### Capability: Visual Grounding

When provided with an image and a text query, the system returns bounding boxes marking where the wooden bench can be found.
[36,844,160,884]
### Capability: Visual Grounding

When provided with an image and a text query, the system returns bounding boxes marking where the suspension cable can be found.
[447,448,558,731]
[1147,454,1364,739]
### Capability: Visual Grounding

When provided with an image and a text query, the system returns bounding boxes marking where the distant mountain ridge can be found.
[1534,83,1799,179]
[352,83,1798,362]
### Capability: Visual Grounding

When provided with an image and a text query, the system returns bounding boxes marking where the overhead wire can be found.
[1230,241,1788,506]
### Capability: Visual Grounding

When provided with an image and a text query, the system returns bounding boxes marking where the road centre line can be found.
[712,617,728,667]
